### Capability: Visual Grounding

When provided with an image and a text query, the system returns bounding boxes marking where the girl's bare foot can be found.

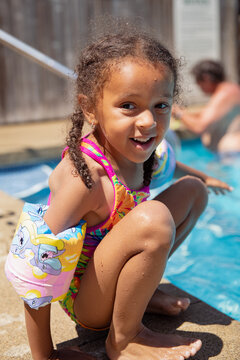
[146,288,190,316]
[106,326,202,360]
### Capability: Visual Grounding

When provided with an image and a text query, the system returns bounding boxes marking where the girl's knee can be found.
[191,176,208,207]
[134,200,175,251]
[182,175,208,211]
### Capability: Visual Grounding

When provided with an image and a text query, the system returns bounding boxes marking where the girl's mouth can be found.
[130,137,154,149]
[132,138,151,144]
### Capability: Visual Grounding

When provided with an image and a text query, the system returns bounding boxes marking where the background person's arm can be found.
[172,89,228,134]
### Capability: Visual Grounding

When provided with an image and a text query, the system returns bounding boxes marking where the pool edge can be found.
[0,146,62,167]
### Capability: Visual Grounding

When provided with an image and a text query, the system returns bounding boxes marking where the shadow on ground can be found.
[57,283,230,360]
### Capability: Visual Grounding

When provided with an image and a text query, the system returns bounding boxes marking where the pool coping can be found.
[0,146,62,167]
[0,119,66,166]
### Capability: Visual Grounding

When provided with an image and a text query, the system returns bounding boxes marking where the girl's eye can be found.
[156,103,169,110]
[121,103,135,110]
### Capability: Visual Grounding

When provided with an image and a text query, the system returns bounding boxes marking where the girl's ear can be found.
[78,94,97,127]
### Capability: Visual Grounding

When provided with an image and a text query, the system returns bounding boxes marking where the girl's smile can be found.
[129,136,155,151]
[92,58,175,169]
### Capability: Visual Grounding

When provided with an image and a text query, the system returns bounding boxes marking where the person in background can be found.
[172,59,240,153]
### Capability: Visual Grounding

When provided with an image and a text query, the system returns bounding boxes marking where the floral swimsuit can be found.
[60,137,150,326]
[60,136,176,327]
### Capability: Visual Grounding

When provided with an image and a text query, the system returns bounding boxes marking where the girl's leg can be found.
[74,200,202,360]
[158,176,208,256]
[147,175,208,315]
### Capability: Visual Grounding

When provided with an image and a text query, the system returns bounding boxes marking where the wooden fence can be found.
[0,0,238,124]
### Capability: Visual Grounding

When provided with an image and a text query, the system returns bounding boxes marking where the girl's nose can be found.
[136,110,156,129]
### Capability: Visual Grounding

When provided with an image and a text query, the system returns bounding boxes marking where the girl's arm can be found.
[22,155,100,360]
[24,303,54,360]
[24,303,95,360]
[175,161,233,195]
[171,88,230,135]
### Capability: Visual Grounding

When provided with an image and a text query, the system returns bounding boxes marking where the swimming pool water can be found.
[1,139,239,321]
[165,139,240,321]
[0,159,58,203]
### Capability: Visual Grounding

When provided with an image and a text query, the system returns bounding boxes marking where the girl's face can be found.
[92,58,174,167]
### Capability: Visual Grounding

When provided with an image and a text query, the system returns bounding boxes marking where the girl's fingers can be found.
[207,183,233,194]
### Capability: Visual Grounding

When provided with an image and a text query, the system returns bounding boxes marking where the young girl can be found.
[6,29,231,360]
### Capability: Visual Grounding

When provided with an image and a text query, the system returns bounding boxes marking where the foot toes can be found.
[190,339,202,355]
[177,297,190,311]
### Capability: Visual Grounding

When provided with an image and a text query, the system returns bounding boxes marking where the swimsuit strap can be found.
[62,138,115,181]
[80,138,116,180]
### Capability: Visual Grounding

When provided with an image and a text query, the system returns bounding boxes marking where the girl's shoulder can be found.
[49,152,103,197]
[46,153,106,232]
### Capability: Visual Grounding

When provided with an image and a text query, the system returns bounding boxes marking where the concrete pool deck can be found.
[0,120,240,359]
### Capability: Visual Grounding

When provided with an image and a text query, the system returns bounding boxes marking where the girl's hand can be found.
[204,176,233,195]
[49,347,96,360]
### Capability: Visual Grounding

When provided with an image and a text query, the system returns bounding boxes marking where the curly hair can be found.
[67,27,179,189]
[191,59,225,84]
